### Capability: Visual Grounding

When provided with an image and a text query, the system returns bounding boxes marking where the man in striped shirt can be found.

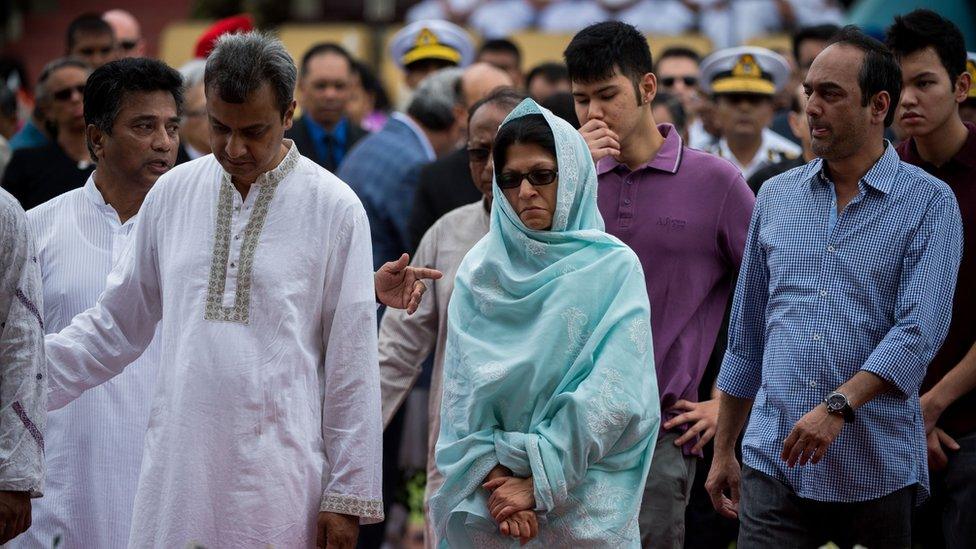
[706,27,963,547]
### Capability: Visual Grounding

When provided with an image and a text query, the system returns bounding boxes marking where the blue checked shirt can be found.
[718,144,963,503]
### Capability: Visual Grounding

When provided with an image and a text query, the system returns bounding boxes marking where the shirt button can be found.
[809,380,817,388]
[812,333,822,341]
[230,262,236,268]
[827,245,835,252]
[235,234,241,240]
[234,206,240,212]
[626,180,633,185]
[624,199,632,205]
[820,290,828,297]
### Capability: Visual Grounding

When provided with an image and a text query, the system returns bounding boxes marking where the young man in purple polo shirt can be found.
[565,22,755,549]
[887,10,976,548]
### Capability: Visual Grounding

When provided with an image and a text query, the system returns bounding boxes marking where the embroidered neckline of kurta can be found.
[205,144,300,323]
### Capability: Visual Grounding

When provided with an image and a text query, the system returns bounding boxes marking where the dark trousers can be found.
[915,430,976,548]
[739,465,913,549]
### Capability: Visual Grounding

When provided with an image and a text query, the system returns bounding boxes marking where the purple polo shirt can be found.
[597,124,755,447]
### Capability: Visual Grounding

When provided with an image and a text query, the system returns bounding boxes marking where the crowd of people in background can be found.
[0,3,974,548]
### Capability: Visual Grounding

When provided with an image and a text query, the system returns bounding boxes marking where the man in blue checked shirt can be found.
[705,26,963,548]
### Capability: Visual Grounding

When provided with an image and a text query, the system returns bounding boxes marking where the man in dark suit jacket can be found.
[407,147,480,250]
[285,43,368,173]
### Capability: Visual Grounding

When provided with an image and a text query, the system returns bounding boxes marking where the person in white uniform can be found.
[701,46,802,179]
[0,188,45,545]
[42,33,425,549]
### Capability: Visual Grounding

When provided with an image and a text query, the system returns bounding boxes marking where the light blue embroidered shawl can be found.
[429,99,660,547]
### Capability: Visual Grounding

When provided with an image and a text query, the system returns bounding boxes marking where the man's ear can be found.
[954,71,972,104]
[86,123,105,161]
[282,99,297,130]
[641,72,657,105]
[872,91,891,124]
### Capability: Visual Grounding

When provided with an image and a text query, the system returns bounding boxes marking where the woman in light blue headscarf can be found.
[429,98,660,547]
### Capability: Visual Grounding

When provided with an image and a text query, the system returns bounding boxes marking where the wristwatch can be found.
[823,392,855,423]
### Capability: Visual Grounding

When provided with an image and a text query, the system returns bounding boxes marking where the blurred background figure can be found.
[347,59,392,133]
[655,47,705,147]
[0,86,17,177]
[525,61,569,103]
[406,0,537,39]
[2,58,93,210]
[66,13,117,69]
[176,59,210,164]
[476,38,524,89]
[409,61,511,249]
[192,13,254,59]
[651,91,688,143]
[390,19,473,91]
[701,46,801,178]
[287,43,368,172]
[102,9,145,58]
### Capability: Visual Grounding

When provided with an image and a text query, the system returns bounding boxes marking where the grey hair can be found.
[204,32,296,116]
[407,67,463,131]
[35,57,91,103]
[178,58,207,90]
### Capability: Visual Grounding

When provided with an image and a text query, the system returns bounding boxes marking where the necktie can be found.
[323,133,338,173]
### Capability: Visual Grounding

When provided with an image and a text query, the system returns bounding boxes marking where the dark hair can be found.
[526,62,568,89]
[564,22,652,104]
[205,32,296,117]
[351,59,391,111]
[479,38,522,66]
[541,91,580,129]
[651,91,686,133]
[468,86,527,124]
[84,57,184,161]
[299,42,354,80]
[655,47,700,72]
[406,67,462,131]
[66,13,114,53]
[792,24,840,66]
[492,113,557,175]
[826,26,902,127]
[885,9,966,85]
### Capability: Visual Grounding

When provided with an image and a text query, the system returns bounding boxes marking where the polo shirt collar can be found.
[596,123,683,176]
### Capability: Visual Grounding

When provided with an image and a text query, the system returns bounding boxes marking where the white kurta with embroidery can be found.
[44,143,384,548]
[0,188,45,499]
[13,177,161,549]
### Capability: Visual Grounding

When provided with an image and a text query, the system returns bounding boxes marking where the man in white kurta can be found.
[19,175,162,548]
[45,138,383,547]
[43,35,384,547]
[0,188,45,543]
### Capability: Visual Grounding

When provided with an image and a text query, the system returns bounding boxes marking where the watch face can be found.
[826,393,846,411]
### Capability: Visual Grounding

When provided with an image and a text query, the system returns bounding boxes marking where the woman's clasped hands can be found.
[482,468,539,545]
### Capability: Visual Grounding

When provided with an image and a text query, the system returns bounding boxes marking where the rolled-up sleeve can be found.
[319,202,384,524]
[860,194,963,397]
[0,191,45,496]
[718,196,767,399]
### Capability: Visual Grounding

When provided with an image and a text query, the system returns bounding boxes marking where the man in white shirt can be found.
[0,188,45,545]
[15,56,182,549]
[43,34,427,548]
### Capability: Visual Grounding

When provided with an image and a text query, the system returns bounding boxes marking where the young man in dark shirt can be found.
[887,10,976,549]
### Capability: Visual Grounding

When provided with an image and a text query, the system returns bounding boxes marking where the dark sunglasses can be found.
[660,76,698,87]
[52,84,85,102]
[119,40,139,51]
[79,46,113,57]
[497,169,558,189]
